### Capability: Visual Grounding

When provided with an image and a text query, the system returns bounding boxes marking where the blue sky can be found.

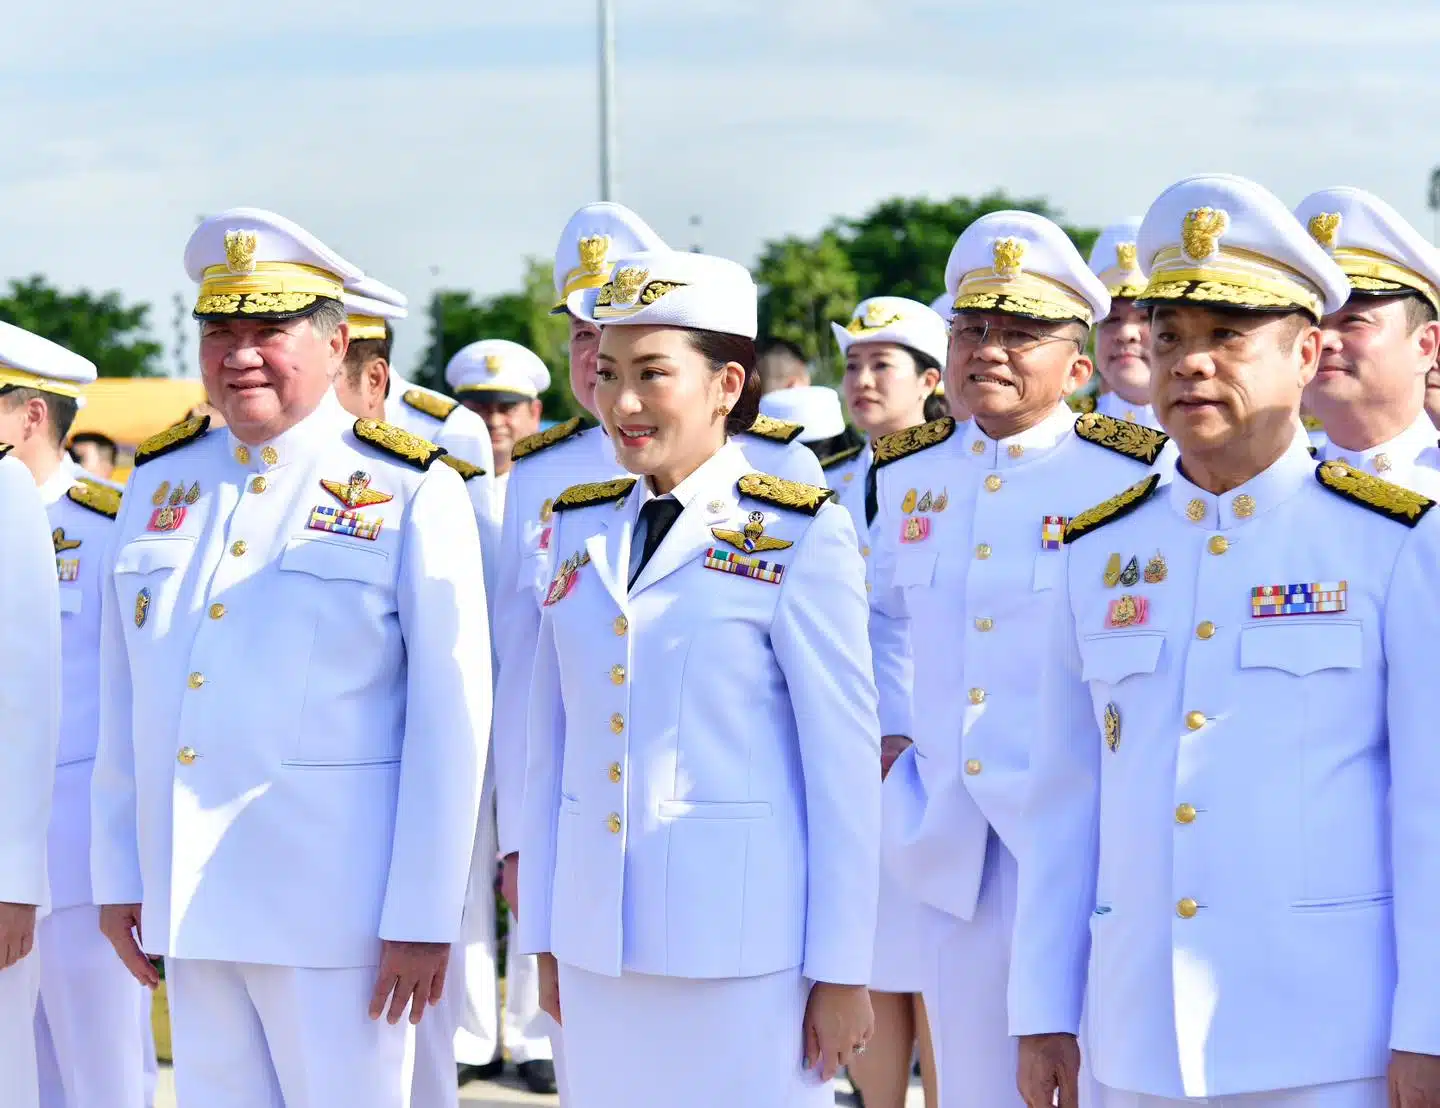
[3,0,1439,373]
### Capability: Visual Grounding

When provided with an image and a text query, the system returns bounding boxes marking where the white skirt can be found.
[869,865,937,993]
[558,962,834,1108]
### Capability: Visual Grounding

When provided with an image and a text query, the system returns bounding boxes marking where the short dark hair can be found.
[686,330,760,436]
[69,431,118,465]
[343,322,393,388]
[0,385,79,447]
[755,337,810,392]
[1402,293,1438,331]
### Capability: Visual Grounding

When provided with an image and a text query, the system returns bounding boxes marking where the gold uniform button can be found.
[1208,535,1229,556]
[1186,498,1206,522]
[613,616,628,636]
[234,445,251,465]
[610,713,624,734]
[1185,710,1206,731]
[260,446,279,466]
[209,603,226,620]
[1176,897,1199,919]
[984,474,1003,492]
[177,747,198,766]
[606,813,622,834]
[1196,621,1215,640]
[610,664,626,685]
[1176,803,1197,824]
[1007,444,1024,459]
[230,540,248,557]
[974,617,994,632]
[608,762,622,783]
[187,672,205,689]
[861,545,871,558]
[975,543,992,560]
[249,476,267,494]
[965,759,982,775]
[970,440,985,454]
[968,687,986,705]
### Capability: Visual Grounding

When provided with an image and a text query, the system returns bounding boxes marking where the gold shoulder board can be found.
[1301,414,1324,432]
[1074,412,1169,465]
[66,478,122,519]
[738,473,835,516]
[820,442,865,470]
[135,415,210,466]
[402,388,459,422]
[353,418,444,470]
[439,454,486,481]
[1063,473,1161,544]
[746,414,804,444]
[1316,460,1434,527]
[872,417,955,470]
[552,477,636,512]
[0,442,11,458]
[1067,392,1097,414]
[512,417,589,462]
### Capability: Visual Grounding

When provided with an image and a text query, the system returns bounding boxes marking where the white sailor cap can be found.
[1294,187,1440,316]
[758,385,846,443]
[185,208,362,321]
[342,276,408,341]
[1088,219,1147,299]
[1137,173,1349,321]
[0,321,97,403]
[551,201,669,313]
[945,211,1110,326]
[446,339,550,403]
[929,292,954,321]
[568,250,757,339]
[831,296,948,366]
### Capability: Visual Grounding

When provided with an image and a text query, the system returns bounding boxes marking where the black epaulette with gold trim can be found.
[0,442,11,458]
[66,478,122,520]
[513,417,591,462]
[135,415,210,466]
[1073,412,1169,465]
[820,442,865,470]
[353,418,444,470]
[1316,460,1434,527]
[1063,474,1161,543]
[1067,392,1097,414]
[738,473,834,516]
[745,414,804,444]
[872,417,955,470]
[439,454,486,481]
[552,477,636,512]
[402,388,459,422]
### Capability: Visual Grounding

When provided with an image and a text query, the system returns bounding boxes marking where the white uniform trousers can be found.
[922,831,1022,1108]
[0,952,41,1108]
[35,905,148,1108]
[167,958,410,1108]
[1097,1080,1386,1108]
[558,963,830,1108]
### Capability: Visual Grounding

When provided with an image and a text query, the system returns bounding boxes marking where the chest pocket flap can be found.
[1240,619,1362,676]
[113,537,192,576]
[892,547,938,588]
[280,536,391,586]
[1079,630,1164,684]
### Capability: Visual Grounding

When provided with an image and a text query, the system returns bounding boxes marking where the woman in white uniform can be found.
[517,249,882,1108]
[831,296,946,1108]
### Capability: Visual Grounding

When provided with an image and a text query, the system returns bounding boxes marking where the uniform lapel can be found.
[584,488,635,610]
[630,448,749,597]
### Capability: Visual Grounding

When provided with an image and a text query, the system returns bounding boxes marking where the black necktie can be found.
[630,496,684,587]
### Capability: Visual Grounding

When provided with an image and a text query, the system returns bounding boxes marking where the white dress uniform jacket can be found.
[1010,433,1440,1098]
[516,442,879,984]
[1321,411,1440,497]
[823,440,869,535]
[92,395,491,967]
[1096,390,1160,432]
[869,408,1165,919]
[491,419,824,858]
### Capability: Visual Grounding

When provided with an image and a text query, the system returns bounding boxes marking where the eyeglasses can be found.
[948,319,1082,354]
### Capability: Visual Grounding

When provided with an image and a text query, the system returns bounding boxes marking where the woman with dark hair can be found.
[516,250,882,1108]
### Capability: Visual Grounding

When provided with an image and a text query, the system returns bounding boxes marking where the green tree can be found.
[0,275,163,377]
[415,258,578,419]
[754,232,859,382]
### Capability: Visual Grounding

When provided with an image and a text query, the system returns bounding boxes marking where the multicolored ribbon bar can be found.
[1041,515,1068,550]
[307,505,383,541]
[1250,580,1347,617]
[703,546,785,584]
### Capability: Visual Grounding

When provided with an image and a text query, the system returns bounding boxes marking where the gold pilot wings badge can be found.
[320,471,394,509]
[711,511,794,555]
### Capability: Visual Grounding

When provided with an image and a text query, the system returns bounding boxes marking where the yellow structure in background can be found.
[70,379,208,483]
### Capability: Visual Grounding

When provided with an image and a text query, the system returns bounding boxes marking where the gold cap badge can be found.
[1308,212,1341,251]
[578,234,610,275]
[484,354,502,375]
[1116,242,1138,270]
[610,266,649,306]
[224,229,258,275]
[1182,208,1229,261]
[992,237,1026,278]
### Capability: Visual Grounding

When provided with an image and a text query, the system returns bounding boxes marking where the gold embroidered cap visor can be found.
[0,364,85,399]
[1331,248,1440,315]
[1137,245,1326,321]
[194,262,344,321]
[951,268,1094,325]
[1092,267,1148,300]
